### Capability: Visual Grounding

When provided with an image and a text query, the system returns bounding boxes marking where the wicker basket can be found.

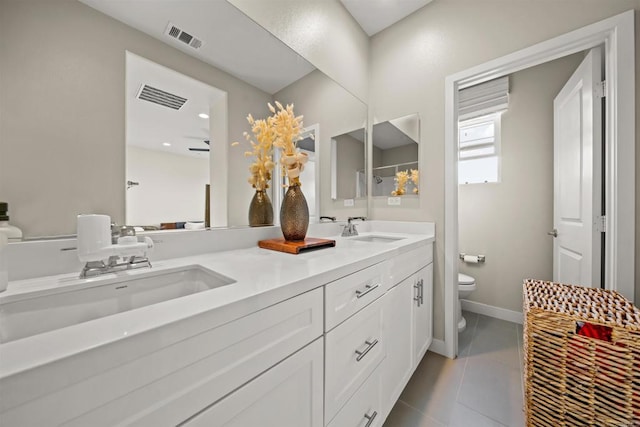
[523,279,640,426]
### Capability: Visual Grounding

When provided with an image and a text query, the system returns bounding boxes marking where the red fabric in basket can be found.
[576,322,612,342]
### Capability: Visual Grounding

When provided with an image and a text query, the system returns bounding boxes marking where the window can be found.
[458,113,501,184]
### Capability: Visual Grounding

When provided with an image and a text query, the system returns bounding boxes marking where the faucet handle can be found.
[320,216,337,223]
[347,216,367,224]
[111,224,136,243]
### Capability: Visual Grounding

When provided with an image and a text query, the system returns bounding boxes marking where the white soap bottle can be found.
[0,202,22,242]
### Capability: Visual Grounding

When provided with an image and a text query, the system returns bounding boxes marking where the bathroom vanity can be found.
[0,223,434,426]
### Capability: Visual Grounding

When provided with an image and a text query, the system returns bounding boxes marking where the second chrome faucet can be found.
[341,216,366,237]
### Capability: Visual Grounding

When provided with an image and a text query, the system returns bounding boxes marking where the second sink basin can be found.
[0,265,235,343]
[351,235,406,243]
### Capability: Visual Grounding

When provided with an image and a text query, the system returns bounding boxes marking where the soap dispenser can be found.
[0,202,23,242]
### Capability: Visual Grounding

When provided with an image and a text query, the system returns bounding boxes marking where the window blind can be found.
[458,76,509,121]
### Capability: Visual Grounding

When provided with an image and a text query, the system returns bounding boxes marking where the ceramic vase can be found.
[248,190,274,227]
[280,178,309,241]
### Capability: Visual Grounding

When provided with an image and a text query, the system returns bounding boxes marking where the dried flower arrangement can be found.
[269,101,307,186]
[232,114,276,192]
[410,169,419,194]
[391,170,409,196]
[234,101,307,189]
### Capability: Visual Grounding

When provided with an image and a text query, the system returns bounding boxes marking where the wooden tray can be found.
[258,237,336,254]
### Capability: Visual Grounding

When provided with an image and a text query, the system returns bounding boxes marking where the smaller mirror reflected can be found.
[372,113,420,197]
[330,128,367,200]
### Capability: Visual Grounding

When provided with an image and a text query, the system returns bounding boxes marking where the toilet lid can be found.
[458,273,475,285]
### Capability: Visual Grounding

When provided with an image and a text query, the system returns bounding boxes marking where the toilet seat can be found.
[458,273,475,285]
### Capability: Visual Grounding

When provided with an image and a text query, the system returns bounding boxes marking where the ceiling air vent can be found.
[165,22,204,50]
[136,84,187,110]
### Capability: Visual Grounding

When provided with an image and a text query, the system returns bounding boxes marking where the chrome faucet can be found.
[342,216,366,237]
[79,219,153,278]
[80,253,152,278]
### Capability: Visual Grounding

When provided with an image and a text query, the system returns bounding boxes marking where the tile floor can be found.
[383,312,525,427]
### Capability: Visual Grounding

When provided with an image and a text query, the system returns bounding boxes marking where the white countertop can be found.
[0,230,433,380]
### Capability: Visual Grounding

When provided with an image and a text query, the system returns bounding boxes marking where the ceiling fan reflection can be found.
[188,139,210,152]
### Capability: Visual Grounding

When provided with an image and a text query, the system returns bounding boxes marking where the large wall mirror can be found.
[0,0,367,239]
[372,113,420,197]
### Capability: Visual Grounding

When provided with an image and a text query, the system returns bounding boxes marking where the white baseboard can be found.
[461,299,523,325]
[429,338,447,356]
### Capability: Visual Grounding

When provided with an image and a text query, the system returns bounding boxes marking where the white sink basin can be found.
[351,235,406,243]
[0,266,235,343]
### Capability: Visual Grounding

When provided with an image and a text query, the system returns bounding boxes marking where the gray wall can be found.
[335,134,365,199]
[369,1,640,340]
[459,53,584,313]
[0,0,272,237]
[380,144,419,170]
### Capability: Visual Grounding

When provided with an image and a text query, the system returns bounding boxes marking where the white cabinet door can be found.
[381,277,413,418]
[183,339,324,427]
[413,264,433,365]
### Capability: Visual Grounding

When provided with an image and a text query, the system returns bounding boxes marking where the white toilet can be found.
[458,273,477,332]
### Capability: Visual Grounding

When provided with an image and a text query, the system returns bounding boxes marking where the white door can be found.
[552,48,603,286]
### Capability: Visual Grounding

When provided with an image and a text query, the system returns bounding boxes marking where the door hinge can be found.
[595,80,606,98]
[595,215,606,233]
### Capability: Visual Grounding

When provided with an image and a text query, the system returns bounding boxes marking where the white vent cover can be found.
[136,84,187,110]
[165,22,203,50]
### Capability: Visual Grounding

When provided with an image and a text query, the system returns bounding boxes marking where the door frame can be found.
[443,11,635,358]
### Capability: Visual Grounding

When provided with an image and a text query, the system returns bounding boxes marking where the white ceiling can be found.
[340,0,433,36]
[373,121,418,150]
[80,0,315,94]
[126,52,225,158]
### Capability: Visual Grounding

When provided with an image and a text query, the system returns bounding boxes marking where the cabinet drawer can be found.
[325,296,385,422]
[13,288,323,427]
[325,261,387,331]
[327,368,382,427]
[388,244,432,286]
[183,338,324,427]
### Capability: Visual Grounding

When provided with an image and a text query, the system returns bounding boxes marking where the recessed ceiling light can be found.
[163,142,171,147]
[198,113,209,119]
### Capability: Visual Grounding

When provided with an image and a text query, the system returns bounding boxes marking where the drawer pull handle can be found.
[414,279,423,307]
[355,283,380,299]
[355,339,379,362]
[364,410,378,427]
